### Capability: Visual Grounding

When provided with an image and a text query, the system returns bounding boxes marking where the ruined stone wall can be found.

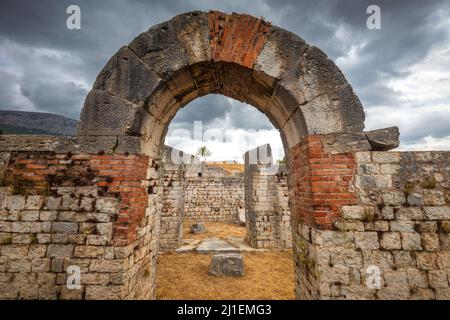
[244,156,292,249]
[0,147,160,299]
[293,145,450,300]
[183,165,244,223]
[159,161,185,251]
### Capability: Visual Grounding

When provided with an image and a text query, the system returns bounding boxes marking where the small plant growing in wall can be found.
[196,146,212,162]
[421,176,437,189]
[403,181,416,197]
[1,236,12,245]
[362,208,376,222]
[30,234,38,244]
[438,221,450,234]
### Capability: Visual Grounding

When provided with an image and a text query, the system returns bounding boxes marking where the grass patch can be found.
[421,176,437,189]
[156,250,295,300]
[182,222,246,241]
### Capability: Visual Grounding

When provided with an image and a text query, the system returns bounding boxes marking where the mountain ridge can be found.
[0,110,78,136]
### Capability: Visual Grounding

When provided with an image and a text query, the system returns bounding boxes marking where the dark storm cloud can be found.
[0,0,449,145]
[171,95,232,127]
[168,95,274,133]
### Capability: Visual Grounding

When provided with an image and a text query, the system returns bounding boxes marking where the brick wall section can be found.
[208,11,271,68]
[92,155,149,246]
[0,151,157,299]
[289,135,357,230]
[1,152,149,247]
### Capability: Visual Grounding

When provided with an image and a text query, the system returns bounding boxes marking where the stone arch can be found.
[74,10,374,299]
[77,10,365,157]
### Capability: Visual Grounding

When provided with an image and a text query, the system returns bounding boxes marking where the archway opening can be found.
[75,11,367,300]
[155,95,295,299]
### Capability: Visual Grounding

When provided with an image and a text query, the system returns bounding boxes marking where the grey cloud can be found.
[0,0,449,148]
[168,95,275,132]
[20,79,86,119]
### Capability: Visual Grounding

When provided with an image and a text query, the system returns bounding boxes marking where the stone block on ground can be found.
[190,223,207,234]
[196,238,238,253]
[208,253,244,277]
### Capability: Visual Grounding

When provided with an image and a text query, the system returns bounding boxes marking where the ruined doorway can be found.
[76,11,367,299]
[155,94,294,299]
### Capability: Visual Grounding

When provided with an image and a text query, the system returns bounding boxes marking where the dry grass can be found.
[205,162,244,175]
[156,250,295,300]
[183,222,246,241]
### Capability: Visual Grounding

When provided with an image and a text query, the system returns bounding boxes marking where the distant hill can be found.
[0,110,78,136]
[205,161,244,175]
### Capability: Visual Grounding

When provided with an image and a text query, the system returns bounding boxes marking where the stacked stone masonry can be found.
[293,149,450,300]
[245,163,292,249]
[158,156,291,251]
[0,10,448,300]
[0,150,159,299]
[184,165,244,223]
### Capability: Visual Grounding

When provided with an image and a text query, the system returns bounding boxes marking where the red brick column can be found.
[289,135,357,230]
[90,155,149,246]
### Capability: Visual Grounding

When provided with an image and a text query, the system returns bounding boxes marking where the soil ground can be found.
[156,222,295,300]
[182,221,246,241]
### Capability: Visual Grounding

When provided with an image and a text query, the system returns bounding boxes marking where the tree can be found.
[196,146,212,162]
[276,157,286,165]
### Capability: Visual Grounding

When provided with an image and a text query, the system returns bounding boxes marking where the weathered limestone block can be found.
[25,196,45,210]
[423,190,446,206]
[170,11,211,65]
[365,127,400,151]
[380,232,402,250]
[428,270,449,289]
[85,285,127,300]
[390,221,415,232]
[78,89,142,136]
[401,232,423,251]
[52,222,79,234]
[422,233,440,251]
[93,46,160,105]
[322,133,371,154]
[7,196,25,211]
[354,232,379,250]
[407,193,423,207]
[95,198,120,214]
[406,269,429,289]
[424,207,450,220]
[320,264,350,285]
[128,20,187,79]
[46,244,74,258]
[396,207,423,221]
[342,206,365,220]
[208,253,244,277]
[378,271,410,300]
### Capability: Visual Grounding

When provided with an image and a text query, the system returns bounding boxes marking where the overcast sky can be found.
[0,0,449,161]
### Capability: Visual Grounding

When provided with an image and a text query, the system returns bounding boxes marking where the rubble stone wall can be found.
[244,164,292,248]
[0,149,159,299]
[184,174,244,223]
[293,147,450,300]
[159,161,185,251]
